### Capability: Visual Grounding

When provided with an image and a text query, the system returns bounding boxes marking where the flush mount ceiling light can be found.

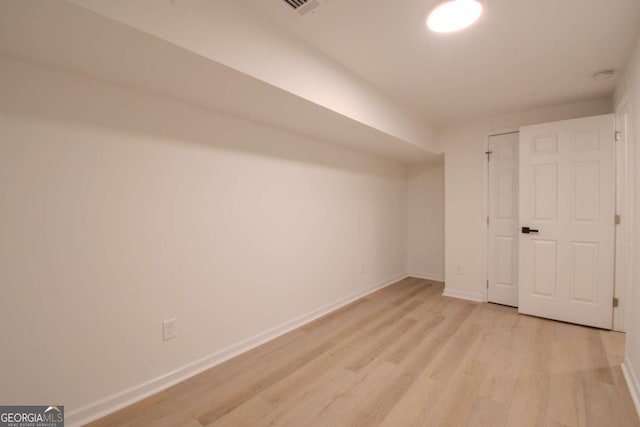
[427,0,483,33]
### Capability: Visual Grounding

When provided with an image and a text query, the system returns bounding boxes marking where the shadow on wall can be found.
[406,154,444,178]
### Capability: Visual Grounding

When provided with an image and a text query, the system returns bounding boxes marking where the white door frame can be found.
[482,127,520,303]
[614,95,634,332]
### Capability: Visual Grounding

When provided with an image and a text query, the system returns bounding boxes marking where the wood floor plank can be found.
[260,351,340,406]
[164,328,308,401]
[166,330,320,410]
[601,330,626,365]
[422,360,490,427]
[465,397,509,427]
[86,392,178,427]
[88,391,199,427]
[384,314,445,364]
[546,321,587,427]
[345,317,418,372]
[476,311,535,405]
[379,304,482,426]
[261,293,427,407]
[504,318,554,427]
[310,360,404,426]
[190,339,335,425]
[582,378,630,427]
[377,371,441,427]
[254,367,359,427]
[579,327,616,385]
[205,396,272,427]
[406,309,493,426]
[399,302,477,377]
[610,366,640,426]
[87,278,640,427]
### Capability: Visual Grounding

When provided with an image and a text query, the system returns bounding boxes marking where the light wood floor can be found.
[88,277,640,427]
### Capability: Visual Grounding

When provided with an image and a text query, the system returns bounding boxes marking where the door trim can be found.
[614,94,633,332]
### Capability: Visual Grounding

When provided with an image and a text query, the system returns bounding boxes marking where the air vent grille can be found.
[283,0,309,9]
[282,0,320,15]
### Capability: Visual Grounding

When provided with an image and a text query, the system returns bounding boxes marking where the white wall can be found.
[0,56,408,423]
[616,34,640,414]
[441,98,613,301]
[406,158,445,281]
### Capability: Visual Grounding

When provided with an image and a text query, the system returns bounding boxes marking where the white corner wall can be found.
[617,34,640,417]
[406,158,445,281]
[441,98,613,302]
[0,56,409,424]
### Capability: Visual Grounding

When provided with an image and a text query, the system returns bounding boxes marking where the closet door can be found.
[487,132,519,307]
[518,114,615,329]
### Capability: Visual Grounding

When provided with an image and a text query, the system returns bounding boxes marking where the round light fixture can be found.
[427,0,483,33]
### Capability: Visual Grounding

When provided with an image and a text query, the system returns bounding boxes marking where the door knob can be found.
[521,226,539,234]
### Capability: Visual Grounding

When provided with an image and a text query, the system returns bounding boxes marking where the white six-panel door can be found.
[488,132,519,307]
[518,114,615,329]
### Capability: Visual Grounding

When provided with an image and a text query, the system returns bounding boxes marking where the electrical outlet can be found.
[360,264,365,274]
[162,319,176,341]
[456,266,463,276]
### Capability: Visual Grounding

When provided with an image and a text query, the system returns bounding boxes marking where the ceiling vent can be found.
[282,0,320,15]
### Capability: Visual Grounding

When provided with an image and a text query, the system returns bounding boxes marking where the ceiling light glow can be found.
[427,0,483,33]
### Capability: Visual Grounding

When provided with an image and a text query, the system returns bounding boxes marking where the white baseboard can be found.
[66,273,407,426]
[407,272,444,282]
[442,287,485,302]
[622,358,640,419]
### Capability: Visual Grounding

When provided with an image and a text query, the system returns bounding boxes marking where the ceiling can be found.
[244,0,640,124]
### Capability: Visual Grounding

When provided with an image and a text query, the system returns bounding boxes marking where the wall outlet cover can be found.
[162,319,176,341]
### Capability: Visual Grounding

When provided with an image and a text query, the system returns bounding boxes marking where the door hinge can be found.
[485,150,493,161]
[615,214,621,225]
[613,297,619,308]
[615,131,622,141]
[486,280,489,289]
[487,216,490,226]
